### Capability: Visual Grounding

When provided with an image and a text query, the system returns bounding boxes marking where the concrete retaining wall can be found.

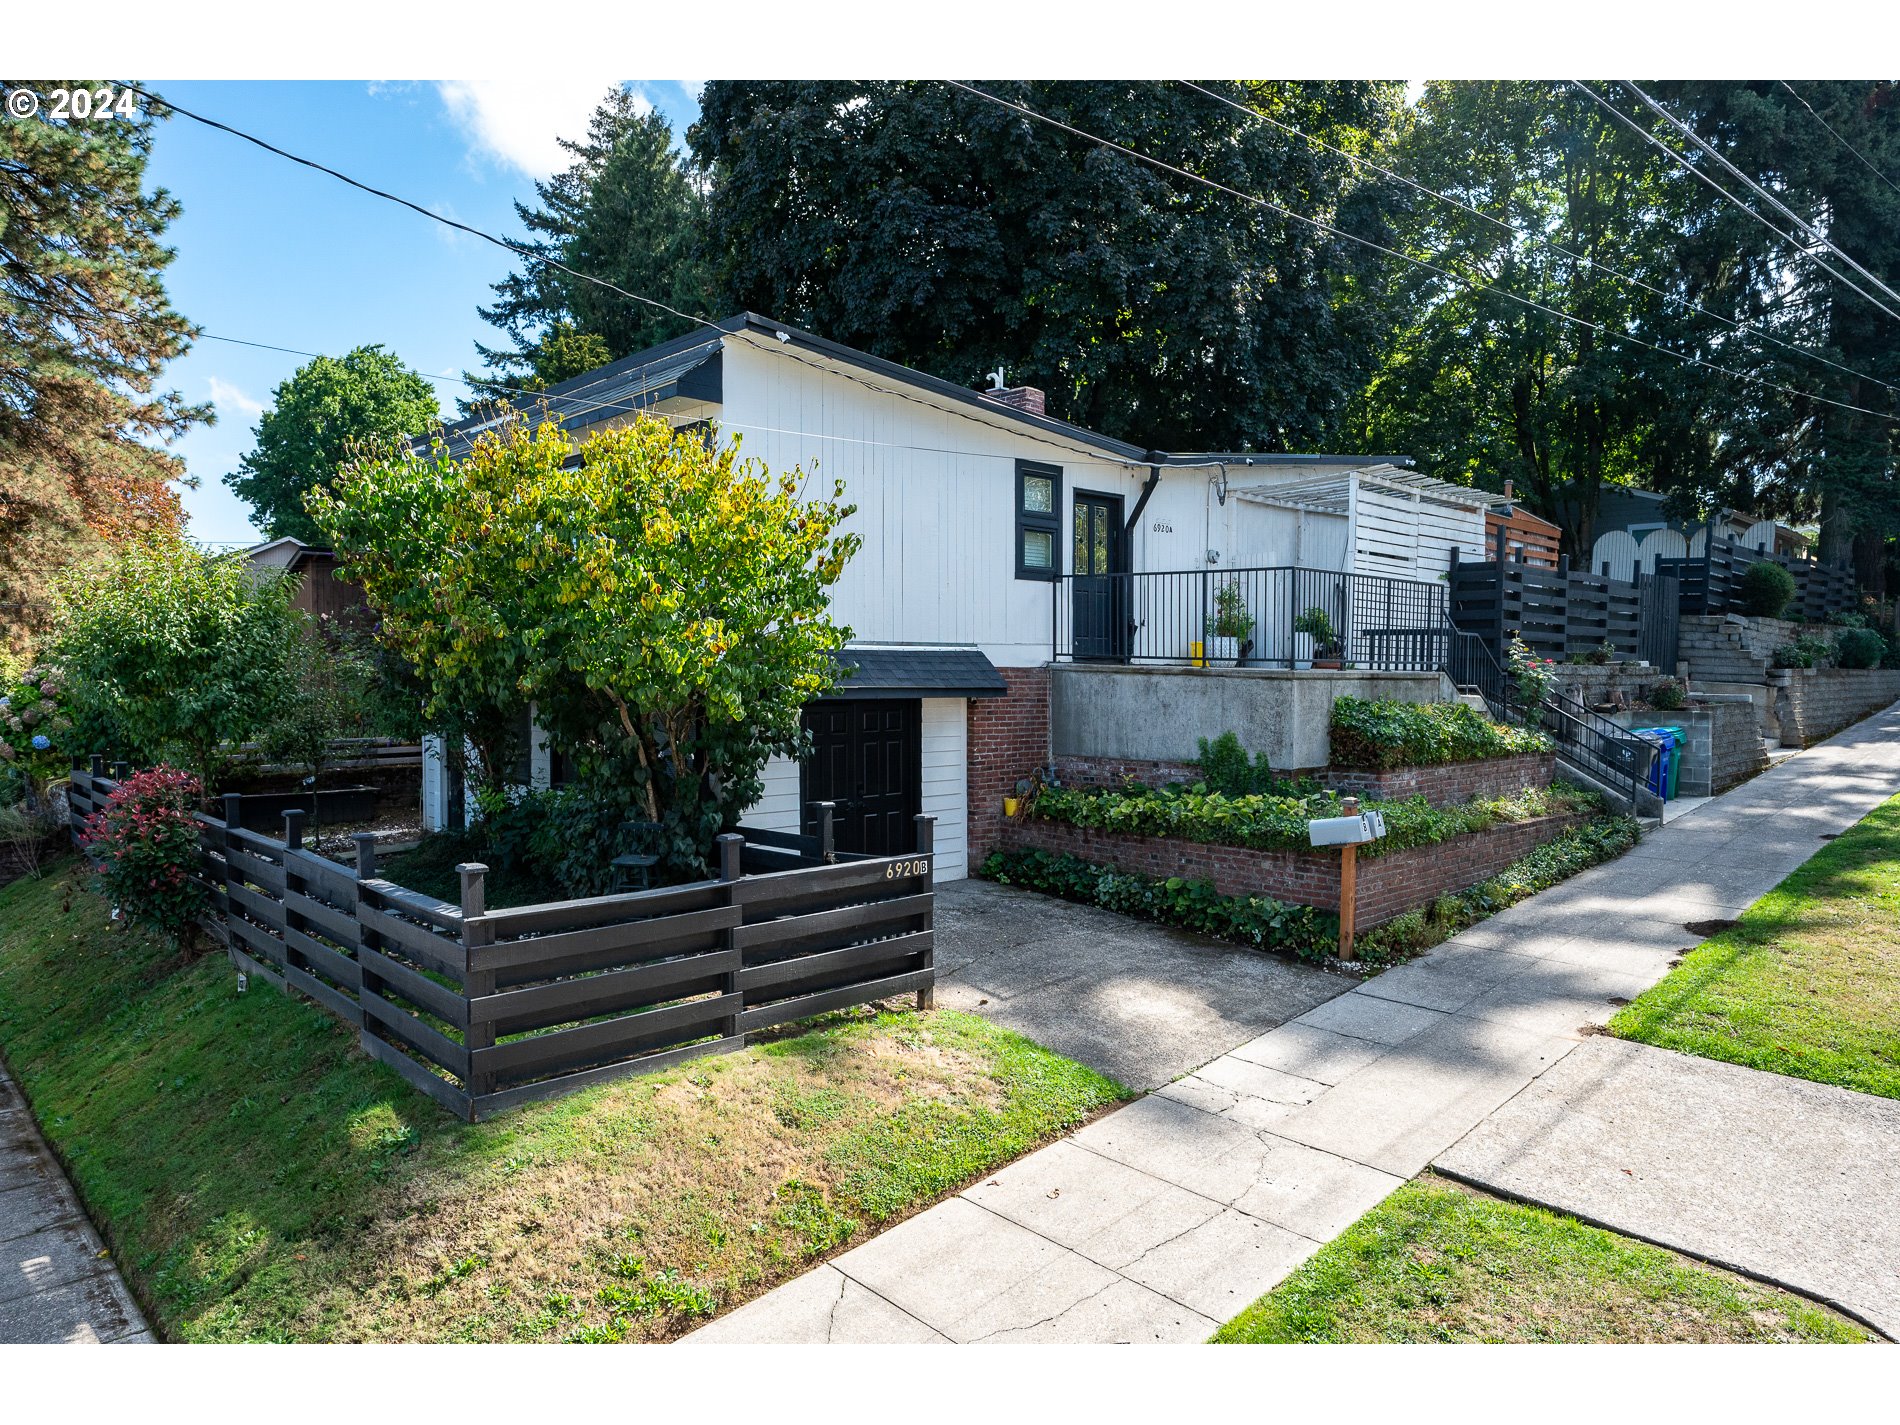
[1771,668,1900,747]
[1049,664,1453,774]
[1609,699,1766,796]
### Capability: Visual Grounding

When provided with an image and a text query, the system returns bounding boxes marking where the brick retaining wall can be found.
[1054,751,1553,808]
[999,812,1582,930]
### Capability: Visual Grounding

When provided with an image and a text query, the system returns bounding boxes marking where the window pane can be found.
[1023,529,1055,569]
[1093,506,1109,570]
[1022,474,1054,514]
[1072,506,1088,572]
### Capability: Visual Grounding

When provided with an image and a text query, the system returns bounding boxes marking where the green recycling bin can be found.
[1658,724,1685,799]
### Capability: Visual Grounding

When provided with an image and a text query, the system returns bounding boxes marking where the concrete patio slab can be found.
[1438,1036,1900,1338]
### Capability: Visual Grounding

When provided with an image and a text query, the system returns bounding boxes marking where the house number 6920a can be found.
[885,859,931,879]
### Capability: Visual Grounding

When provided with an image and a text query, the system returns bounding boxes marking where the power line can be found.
[1177,79,1900,404]
[1622,79,1900,316]
[1570,80,1900,330]
[946,80,1900,426]
[1779,81,1900,202]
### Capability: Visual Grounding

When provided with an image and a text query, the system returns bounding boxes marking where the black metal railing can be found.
[1055,566,1451,670]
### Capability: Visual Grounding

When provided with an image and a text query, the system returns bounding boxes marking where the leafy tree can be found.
[468,89,711,404]
[689,80,1403,452]
[310,416,858,870]
[0,79,206,651]
[225,345,439,545]
[52,538,303,793]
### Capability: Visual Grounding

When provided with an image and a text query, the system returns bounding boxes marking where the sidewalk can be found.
[1,1062,150,1343]
[685,702,1900,1344]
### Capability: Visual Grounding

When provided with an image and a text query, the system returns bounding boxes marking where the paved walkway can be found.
[1,1063,150,1343]
[686,703,1900,1344]
[933,879,1344,1091]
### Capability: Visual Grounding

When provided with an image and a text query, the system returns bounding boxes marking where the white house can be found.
[417,313,1421,880]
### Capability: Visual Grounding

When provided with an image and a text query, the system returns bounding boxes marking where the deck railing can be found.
[68,760,934,1121]
[1054,565,1451,670]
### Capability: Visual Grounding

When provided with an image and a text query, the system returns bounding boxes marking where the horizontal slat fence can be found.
[1656,537,1857,620]
[1450,552,1678,668]
[68,759,935,1122]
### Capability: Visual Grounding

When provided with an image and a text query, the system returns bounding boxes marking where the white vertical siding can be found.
[920,697,968,881]
[421,734,447,833]
[745,753,802,834]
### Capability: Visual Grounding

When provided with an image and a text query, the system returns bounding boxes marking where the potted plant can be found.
[1203,582,1254,665]
[1294,606,1341,669]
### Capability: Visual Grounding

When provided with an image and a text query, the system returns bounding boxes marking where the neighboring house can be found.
[416,312,1414,881]
[244,536,371,624]
[1482,481,1561,569]
[1589,488,1809,580]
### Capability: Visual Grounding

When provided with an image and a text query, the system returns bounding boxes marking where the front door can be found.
[1071,490,1128,660]
[801,700,921,856]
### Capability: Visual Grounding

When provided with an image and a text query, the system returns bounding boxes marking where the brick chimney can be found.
[981,384,1046,417]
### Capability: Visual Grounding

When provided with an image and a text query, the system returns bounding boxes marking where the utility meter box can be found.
[1307,810,1387,847]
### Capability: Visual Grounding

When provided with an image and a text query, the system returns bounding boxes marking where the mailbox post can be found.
[1306,795,1386,963]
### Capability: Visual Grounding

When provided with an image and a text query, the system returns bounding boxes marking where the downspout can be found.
[1124,460,1162,549]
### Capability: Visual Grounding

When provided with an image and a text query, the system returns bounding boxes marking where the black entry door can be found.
[801,700,921,856]
[1071,490,1128,661]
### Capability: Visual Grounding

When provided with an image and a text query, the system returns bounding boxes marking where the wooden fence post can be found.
[915,815,936,1010]
[90,754,105,779]
[815,802,836,863]
[351,832,377,881]
[111,760,129,781]
[457,863,491,1119]
[281,810,309,994]
[716,832,744,1044]
[1338,797,1359,963]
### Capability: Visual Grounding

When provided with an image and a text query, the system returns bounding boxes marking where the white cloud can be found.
[207,377,265,421]
[436,80,639,180]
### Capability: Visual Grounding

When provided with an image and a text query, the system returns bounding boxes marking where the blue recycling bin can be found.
[1631,727,1680,800]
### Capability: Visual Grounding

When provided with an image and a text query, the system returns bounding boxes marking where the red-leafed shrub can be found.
[82,765,208,946]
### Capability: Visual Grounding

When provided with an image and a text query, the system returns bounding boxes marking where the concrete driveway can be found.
[931,879,1348,1091]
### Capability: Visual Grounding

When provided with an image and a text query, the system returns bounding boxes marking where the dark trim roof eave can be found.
[821,646,1009,701]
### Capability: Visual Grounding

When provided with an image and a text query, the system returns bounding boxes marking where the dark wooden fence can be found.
[68,761,936,1122]
[1448,551,1679,669]
[1655,537,1856,620]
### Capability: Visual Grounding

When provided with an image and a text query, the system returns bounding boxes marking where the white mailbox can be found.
[1307,809,1387,847]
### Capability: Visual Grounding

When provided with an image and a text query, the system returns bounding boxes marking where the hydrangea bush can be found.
[0,662,75,801]
[81,765,209,946]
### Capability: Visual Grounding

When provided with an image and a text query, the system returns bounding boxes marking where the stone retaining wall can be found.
[1771,668,1900,747]
[998,812,1582,930]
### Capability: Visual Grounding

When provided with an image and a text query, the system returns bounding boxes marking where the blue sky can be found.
[145,80,705,545]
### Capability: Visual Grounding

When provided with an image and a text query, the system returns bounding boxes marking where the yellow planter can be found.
[1002,796,1021,818]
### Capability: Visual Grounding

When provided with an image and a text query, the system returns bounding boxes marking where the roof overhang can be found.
[820,646,1008,701]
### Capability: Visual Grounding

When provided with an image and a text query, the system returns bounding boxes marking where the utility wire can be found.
[1779,80,1900,201]
[946,80,1900,425]
[1177,79,1900,403]
[1622,79,1900,315]
[1570,80,1900,330]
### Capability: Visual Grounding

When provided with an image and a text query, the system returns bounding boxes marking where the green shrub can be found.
[1738,561,1796,619]
[1833,627,1885,670]
[1772,633,1833,669]
[80,765,209,946]
[1195,730,1274,797]
[1329,696,1551,770]
[1031,781,1596,858]
[1647,678,1686,711]
[979,847,1337,962]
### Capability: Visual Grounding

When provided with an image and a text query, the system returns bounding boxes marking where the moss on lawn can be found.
[0,859,1127,1342]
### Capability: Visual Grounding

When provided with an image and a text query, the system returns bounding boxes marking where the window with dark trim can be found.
[1015,460,1062,580]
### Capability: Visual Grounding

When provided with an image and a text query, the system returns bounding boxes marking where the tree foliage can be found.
[468,89,711,403]
[310,416,858,869]
[225,345,439,545]
[689,80,1403,452]
[52,538,303,792]
[0,79,205,651]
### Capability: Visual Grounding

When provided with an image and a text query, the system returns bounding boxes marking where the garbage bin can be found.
[1631,727,1680,801]
[1657,724,1686,799]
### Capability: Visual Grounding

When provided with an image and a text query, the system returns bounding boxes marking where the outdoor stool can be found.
[610,820,664,893]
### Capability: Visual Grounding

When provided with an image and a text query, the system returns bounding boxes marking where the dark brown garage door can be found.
[801,699,921,856]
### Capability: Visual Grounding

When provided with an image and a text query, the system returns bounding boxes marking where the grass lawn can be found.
[1611,793,1900,1099]
[0,859,1127,1342]
[1212,1177,1870,1344]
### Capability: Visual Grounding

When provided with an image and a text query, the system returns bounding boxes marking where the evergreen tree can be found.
[225,345,439,545]
[689,80,1403,452]
[467,88,710,405]
[0,79,205,651]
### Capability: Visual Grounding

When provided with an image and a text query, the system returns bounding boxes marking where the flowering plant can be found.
[81,765,208,946]
[1507,637,1557,722]
[0,662,75,797]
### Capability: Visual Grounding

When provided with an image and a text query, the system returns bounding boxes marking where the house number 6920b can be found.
[885,859,931,879]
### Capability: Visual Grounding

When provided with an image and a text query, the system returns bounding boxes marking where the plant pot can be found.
[1292,632,1315,667]
[1002,796,1020,818]
[1312,658,1343,671]
[1204,635,1238,665]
